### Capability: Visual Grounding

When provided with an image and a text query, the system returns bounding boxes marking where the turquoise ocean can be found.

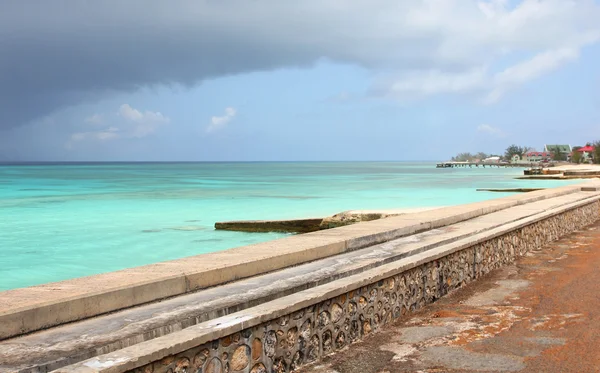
[0,162,582,291]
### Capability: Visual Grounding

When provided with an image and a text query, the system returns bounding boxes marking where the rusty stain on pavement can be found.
[299,222,600,373]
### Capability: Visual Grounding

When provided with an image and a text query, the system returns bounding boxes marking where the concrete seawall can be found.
[1,182,600,373]
[3,190,576,341]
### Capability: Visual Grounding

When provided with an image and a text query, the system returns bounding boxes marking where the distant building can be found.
[524,152,552,162]
[577,145,595,162]
[483,156,501,163]
[544,144,572,157]
[511,154,521,163]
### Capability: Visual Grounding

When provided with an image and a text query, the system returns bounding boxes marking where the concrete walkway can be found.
[300,222,600,373]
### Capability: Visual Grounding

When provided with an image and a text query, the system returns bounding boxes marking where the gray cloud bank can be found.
[1,0,600,129]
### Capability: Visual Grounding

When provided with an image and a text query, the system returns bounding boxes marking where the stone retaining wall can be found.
[128,201,600,373]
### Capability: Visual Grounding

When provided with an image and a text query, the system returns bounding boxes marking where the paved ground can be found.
[300,221,600,373]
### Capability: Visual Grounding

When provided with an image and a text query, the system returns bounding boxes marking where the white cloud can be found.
[118,104,170,138]
[207,107,237,133]
[68,127,120,147]
[118,104,169,125]
[384,68,488,99]
[484,47,581,103]
[84,114,103,125]
[370,0,600,103]
[477,124,505,137]
[384,46,592,103]
[69,105,169,147]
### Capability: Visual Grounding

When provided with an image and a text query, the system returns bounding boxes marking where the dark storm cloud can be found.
[1,0,599,129]
[0,1,312,128]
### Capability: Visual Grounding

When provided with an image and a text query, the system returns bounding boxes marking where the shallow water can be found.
[0,162,582,290]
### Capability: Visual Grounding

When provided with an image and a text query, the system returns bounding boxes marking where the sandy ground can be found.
[552,163,600,171]
[299,222,600,373]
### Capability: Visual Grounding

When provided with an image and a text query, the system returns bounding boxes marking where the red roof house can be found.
[577,145,595,153]
[525,152,551,157]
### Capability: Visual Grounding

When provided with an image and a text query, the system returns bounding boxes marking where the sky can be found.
[0,0,599,162]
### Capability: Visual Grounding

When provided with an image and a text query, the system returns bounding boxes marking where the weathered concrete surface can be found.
[1,184,590,340]
[300,222,600,373]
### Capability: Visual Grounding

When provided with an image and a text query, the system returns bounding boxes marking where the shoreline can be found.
[517,163,600,179]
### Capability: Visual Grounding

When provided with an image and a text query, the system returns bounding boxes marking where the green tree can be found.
[504,145,525,160]
[593,141,600,164]
[475,152,488,160]
[571,146,582,164]
[451,152,474,162]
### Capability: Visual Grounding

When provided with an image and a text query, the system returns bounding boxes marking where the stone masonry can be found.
[129,202,600,373]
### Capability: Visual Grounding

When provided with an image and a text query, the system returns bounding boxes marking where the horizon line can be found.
[0,160,442,165]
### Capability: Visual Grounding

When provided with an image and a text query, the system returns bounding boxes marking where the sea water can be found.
[0,162,582,291]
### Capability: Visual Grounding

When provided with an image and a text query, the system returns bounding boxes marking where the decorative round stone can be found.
[193,349,210,368]
[322,330,332,353]
[291,351,304,371]
[331,303,343,323]
[161,357,175,366]
[251,338,262,361]
[369,288,378,301]
[300,319,312,340]
[174,358,190,373]
[347,301,357,316]
[276,330,286,348]
[362,320,372,334]
[335,331,346,349]
[272,358,287,373]
[286,327,298,348]
[250,363,267,373]
[358,296,368,309]
[387,277,395,290]
[317,311,331,328]
[264,331,277,359]
[221,336,232,347]
[205,357,222,373]
[230,345,250,371]
[279,315,290,326]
